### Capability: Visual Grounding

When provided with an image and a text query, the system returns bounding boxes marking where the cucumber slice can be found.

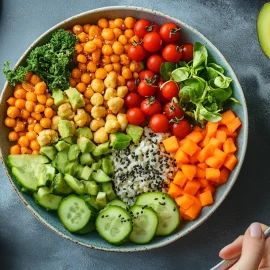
[74,220,96,235]
[135,192,180,236]
[91,169,111,183]
[83,181,99,196]
[95,206,132,245]
[107,199,128,210]
[39,146,58,161]
[101,156,114,176]
[12,166,38,191]
[55,150,68,174]
[129,205,158,244]
[36,187,63,210]
[53,173,73,195]
[7,154,49,168]
[58,195,91,232]
[64,174,85,195]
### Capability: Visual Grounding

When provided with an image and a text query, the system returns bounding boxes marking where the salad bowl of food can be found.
[0,6,248,251]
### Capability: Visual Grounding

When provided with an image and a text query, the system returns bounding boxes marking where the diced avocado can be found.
[53,173,73,195]
[91,160,101,171]
[75,164,85,179]
[65,160,79,176]
[76,127,93,140]
[65,87,85,111]
[91,169,111,183]
[257,3,270,59]
[84,181,99,196]
[110,132,132,150]
[96,191,108,209]
[80,166,93,181]
[55,140,70,151]
[101,182,116,201]
[80,153,95,165]
[39,146,58,161]
[68,144,81,161]
[7,154,49,168]
[126,124,144,144]
[52,88,69,106]
[64,174,85,195]
[77,137,96,153]
[81,195,99,211]
[45,164,56,181]
[55,150,68,174]
[64,136,77,145]
[58,120,75,138]
[101,156,114,176]
[92,142,110,156]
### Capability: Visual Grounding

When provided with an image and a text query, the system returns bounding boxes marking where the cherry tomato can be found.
[147,54,164,73]
[170,119,191,139]
[163,102,184,120]
[155,80,168,104]
[140,97,161,116]
[139,70,155,80]
[161,81,179,100]
[124,93,141,108]
[182,43,194,62]
[146,24,160,33]
[127,108,145,126]
[143,32,162,52]
[160,23,181,43]
[128,44,147,61]
[127,78,140,92]
[138,79,157,97]
[162,44,182,62]
[134,19,152,38]
[149,114,169,133]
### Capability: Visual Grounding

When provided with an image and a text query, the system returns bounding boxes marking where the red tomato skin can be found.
[147,54,165,73]
[163,102,184,120]
[128,45,147,61]
[182,43,194,62]
[140,98,162,116]
[162,44,182,62]
[126,108,145,126]
[134,19,151,38]
[143,32,162,52]
[155,80,169,104]
[124,93,141,108]
[139,70,155,80]
[161,81,180,100]
[149,114,169,133]
[138,80,157,97]
[170,119,191,139]
[127,78,139,92]
[160,23,181,43]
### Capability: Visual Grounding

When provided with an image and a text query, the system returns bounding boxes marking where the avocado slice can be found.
[39,146,58,161]
[58,120,75,138]
[65,87,85,110]
[55,140,70,151]
[257,2,270,58]
[77,137,96,153]
[126,124,144,144]
[76,127,93,140]
[52,88,69,106]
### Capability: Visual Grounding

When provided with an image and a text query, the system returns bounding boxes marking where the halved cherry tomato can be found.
[134,19,152,38]
[160,22,181,43]
[128,44,147,61]
[140,96,161,116]
[127,108,145,126]
[162,44,182,62]
[124,93,141,108]
[182,43,194,62]
[127,78,140,92]
[139,70,155,80]
[163,101,184,120]
[170,119,191,139]
[161,81,179,100]
[138,79,157,97]
[143,32,162,52]
[147,54,164,73]
[149,114,169,133]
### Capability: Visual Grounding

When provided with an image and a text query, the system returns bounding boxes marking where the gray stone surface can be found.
[0,0,269,269]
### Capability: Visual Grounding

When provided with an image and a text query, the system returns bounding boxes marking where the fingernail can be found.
[250,222,262,238]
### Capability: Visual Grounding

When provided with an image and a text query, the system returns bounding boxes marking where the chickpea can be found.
[110,54,120,63]
[104,72,117,88]
[75,43,83,53]
[24,71,33,82]
[118,35,128,45]
[89,25,101,38]
[124,44,132,54]
[77,32,88,43]
[51,115,61,130]
[104,64,114,73]
[107,97,124,114]
[106,114,117,121]
[117,113,128,131]
[93,127,108,144]
[40,118,52,129]
[20,109,30,120]
[117,86,128,98]
[18,136,29,147]
[105,119,120,133]
[108,20,115,29]
[92,50,101,63]
[8,131,19,141]
[77,54,87,63]
[14,89,26,99]
[120,54,130,66]
[102,44,113,56]
[83,24,91,33]
[87,61,97,73]
[113,28,122,39]
[14,83,23,91]
[46,98,54,107]
[113,63,121,73]
[129,35,140,44]
[22,82,34,92]
[84,41,97,53]
[15,99,25,109]
[21,147,32,154]
[124,29,134,39]
[78,63,87,72]
[74,109,89,127]
[117,75,126,86]
[81,73,91,84]
[85,103,93,113]
[91,106,106,119]
[37,94,47,104]
[114,18,124,28]
[95,68,107,80]
[91,93,104,106]
[34,82,47,95]
[101,28,115,40]
[30,75,41,85]
[124,17,136,29]
[26,92,37,102]
[10,145,21,154]
[25,101,36,112]
[112,41,124,55]
[76,82,87,93]
[71,68,82,79]
[35,104,45,113]
[122,68,133,80]
[26,131,37,141]
[104,88,117,101]
[7,97,16,106]
[27,117,35,125]
[7,106,20,118]
[91,78,105,93]
[90,118,105,131]
[101,55,111,65]
[34,123,43,134]
[98,18,108,28]
[84,86,95,99]
[5,117,16,127]
[31,112,42,121]
[30,140,40,151]
[27,124,35,132]
[69,77,77,87]
[73,24,83,35]
[92,37,103,49]
[57,103,74,120]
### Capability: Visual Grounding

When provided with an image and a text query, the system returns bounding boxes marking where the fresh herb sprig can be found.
[160,42,239,126]
[3,29,77,91]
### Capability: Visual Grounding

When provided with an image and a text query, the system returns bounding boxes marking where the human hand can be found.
[219,223,270,270]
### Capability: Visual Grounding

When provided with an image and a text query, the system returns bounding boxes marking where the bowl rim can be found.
[0,5,248,252]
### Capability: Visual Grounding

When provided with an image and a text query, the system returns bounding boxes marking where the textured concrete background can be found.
[0,0,270,269]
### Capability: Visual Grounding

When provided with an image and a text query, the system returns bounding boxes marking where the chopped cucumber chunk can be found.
[64,174,85,195]
[91,169,111,183]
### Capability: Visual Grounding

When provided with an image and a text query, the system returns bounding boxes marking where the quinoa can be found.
[111,127,177,206]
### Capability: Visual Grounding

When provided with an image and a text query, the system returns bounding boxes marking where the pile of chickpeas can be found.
[5,73,56,154]
[69,16,143,144]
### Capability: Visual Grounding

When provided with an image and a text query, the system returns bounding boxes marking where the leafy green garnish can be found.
[164,42,240,126]
[110,132,132,150]
[3,29,77,91]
